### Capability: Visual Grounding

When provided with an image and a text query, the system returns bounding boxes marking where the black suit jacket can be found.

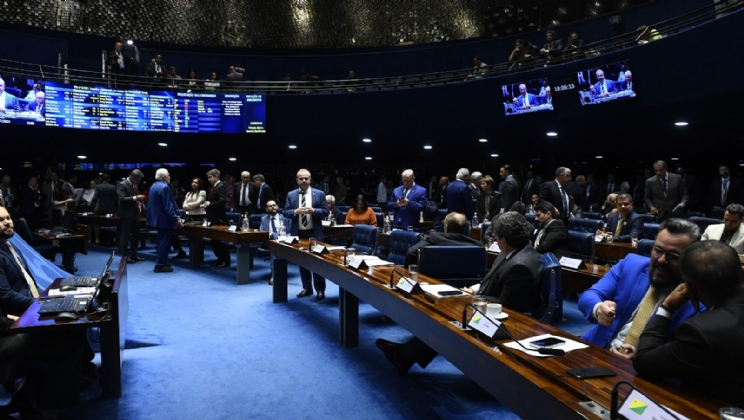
[709,177,743,209]
[206,181,227,225]
[116,179,141,219]
[634,289,744,407]
[405,231,480,266]
[477,244,543,312]
[108,50,135,74]
[500,176,520,211]
[540,180,570,220]
[232,181,255,213]
[95,182,118,215]
[254,183,275,214]
[0,242,35,316]
[17,185,40,217]
[477,191,501,222]
[521,178,539,204]
[605,211,644,242]
[532,219,570,255]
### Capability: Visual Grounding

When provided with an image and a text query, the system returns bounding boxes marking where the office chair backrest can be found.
[568,230,594,258]
[637,214,657,224]
[419,246,487,288]
[15,218,35,245]
[643,223,660,241]
[226,212,240,226]
[583,211,602,220]
[249,214,263,229]
[567,218,602,233]
[386,230,422,266]
[532,252,562,325]
[637,239,654,257]
[688,216,722,233]
[350,225,378,255]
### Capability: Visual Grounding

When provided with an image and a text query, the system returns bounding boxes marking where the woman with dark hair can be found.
[204,72,220,93]
[185,69,201,92]
[345,194,377,226]
[182,177,206,220]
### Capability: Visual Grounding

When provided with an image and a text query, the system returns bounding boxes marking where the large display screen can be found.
[0,81,266,133]
[501,77,554,116]
[577,59,635,106]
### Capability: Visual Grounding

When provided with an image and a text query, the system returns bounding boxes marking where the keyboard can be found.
[38,297,89,314]
[59,276,100,287]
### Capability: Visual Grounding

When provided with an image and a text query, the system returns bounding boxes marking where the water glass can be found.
[631,231,639,248]
[606,234,613,244]
[472,296,488,316]
[720,408,744,420]
[408,264,418,282]
[407,226,414,232]
[309,237,316,248]
[346,247,356,265]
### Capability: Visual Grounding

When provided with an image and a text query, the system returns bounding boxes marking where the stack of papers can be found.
[419,284,468,297]
[503,334,588,357]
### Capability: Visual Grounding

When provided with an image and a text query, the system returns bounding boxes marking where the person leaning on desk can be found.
[376,211,544,376]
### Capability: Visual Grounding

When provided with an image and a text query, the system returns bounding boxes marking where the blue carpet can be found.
[1,243,594,419]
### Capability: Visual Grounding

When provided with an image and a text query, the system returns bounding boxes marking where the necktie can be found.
[300,192,308,228]
[271,217,278,235]
[624,287,659,348]
[257,185,263,209]
[535,229,545,247]
[404,189,410,198]
[242,184,248,207]
[722,179,729,206]
[6,242,39,298]
[661,178,667,195]
[614,217,624,237]
[601,82,607,94]
[560,185,569,215]
[131,182,140,212]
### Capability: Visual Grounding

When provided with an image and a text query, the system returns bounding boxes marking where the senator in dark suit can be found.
[539,167,573,223]
[602,194,644,242]
[284,168,329,300]
[634,241,744,407]
[532,201,570,256]
[117,169,144,262]
[520,172,539,204]
[233,171,255,214]
[498,165,520,212]
[405,212,480,266]
[708,165,743,211]
[252,174,275,214]
[375,211,543,376]
[146,169,183,272]
[645,160,688,221]
[445,169,475,220]
[204,169,230,267]
[108,41,135,76]
[17,177,42,230]
[95,174,118,215]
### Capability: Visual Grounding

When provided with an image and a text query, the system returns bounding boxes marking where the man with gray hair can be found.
[233,171,253,214]
[388,169,428,229]
[701,203,744,253]
[376,211,543,376]
[645,160,688,222]
[117,169,145,263]
[147,169,183,272]
[469,171,482,205]
[446,168,474,221]
[325,194,342,224]
[539,166,573,224]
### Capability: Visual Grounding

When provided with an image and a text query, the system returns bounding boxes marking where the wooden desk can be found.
[595,241,636,261]
[77,214,147,228]
[176,225,269,285]
[470,227,481,241]
[10,256,129,398]
[268,240,722,419]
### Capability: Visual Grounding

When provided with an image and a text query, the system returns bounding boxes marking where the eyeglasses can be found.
[650,246,681,262]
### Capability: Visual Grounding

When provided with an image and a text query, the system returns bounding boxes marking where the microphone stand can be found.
[387,266,435,303]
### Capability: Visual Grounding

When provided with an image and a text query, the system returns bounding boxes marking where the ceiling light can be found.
[158,143,167,147]
[77,155,86,159]
[365,157,372,160]
[675,122,688,126]
[671,157,679,161]
[423,145,432,150]
[596,156,603,159]
[229,157,237,161]
[479,139,488,143]
[127,40,134,45]
[490,154,499,157]
[546,132,558,137]
[362,138,372,143]
[288,145,297,149]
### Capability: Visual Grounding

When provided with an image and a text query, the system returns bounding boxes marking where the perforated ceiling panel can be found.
[0,0,651,48]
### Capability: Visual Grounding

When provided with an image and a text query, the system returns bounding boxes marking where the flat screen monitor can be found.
[502,78,554,116]
[577,59,635,106]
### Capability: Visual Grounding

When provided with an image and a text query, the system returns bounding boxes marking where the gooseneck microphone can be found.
[462,303,565,356]
[389,267,435,304]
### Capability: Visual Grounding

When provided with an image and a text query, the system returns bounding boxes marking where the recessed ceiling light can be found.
[362,138,372,143]
[675,122,689,126]
[546,132,558,137]
[126,40,134,45]
[490,154,499,157]
[77,155,86,159]
[158,143,167,147]
[596,156,603,159]
[365,157,372,160]
[229,157,237,161]
[671,157,679,161]
[423,145,432,150]
[288,145,297,149]
[479,139,488,143]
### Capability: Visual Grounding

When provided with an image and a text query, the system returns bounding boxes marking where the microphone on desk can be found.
[462,303,565,356]
[610,381,681,420]
[389,266,435,304]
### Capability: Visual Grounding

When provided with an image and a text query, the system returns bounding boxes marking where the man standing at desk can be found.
[203,169,230,268]
[117,169,145,264]
[284,169,329,301]
[446,168,474,221]
[388,170,427,229]
[645,160,688,221]
[147,169,183,273]
[578,218,701,359]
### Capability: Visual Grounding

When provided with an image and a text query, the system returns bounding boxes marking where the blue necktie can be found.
[661,179,667,193]
[257,185,263,209]
[271,217,277,235]
[560,186,568,215]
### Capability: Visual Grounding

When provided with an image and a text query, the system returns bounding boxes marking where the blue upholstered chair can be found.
[336,205,349,212]
[226,212,240,226]
[525,214,539,229]
[643,223,660,241]
[688,216,721,233]
[567,218,603,233]
[386,230,422,265]
[531,252,563,325]
[350,225,378,255]
[637,239,654,258]
[480,221,491,244]
[583,211,602,220]
[418,246,487,288]
[375,212,384,228]
[637,214,657,224]
[688,211,705,218]
[568,230,594,259]
[15,218,57,260]
[249,214,263,229]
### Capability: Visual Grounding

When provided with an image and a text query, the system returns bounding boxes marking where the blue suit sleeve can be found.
[578,257,627,322]
[313,191,329,219]
[407,188,428,212]
[282,193,295,219]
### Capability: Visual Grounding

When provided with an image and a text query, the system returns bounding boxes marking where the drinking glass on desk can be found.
[721,408,744,420]
[309,237,316,248]
[472,296,488,316]
[346,247,356,265]
[408,264,418,282]
[631,232,638,248]
[606,233,613,245]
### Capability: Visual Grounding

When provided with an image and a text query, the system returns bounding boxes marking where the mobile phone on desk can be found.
[566,366,616,379]
[437,290,465,296]
[528,337,565,349]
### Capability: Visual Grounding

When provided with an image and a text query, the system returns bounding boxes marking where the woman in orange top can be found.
[345,195,378,226]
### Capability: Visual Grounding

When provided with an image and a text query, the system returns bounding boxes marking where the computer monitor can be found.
[502,77,554,116]
[577,59,635,106]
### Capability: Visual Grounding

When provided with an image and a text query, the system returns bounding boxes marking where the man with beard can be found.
[578,218,701,360]
[701,203,744,253]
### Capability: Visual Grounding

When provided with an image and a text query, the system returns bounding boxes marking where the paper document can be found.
[419,284,467,297]
[48,287,95,297]
[325,246,346,251]
[503,334,588,357]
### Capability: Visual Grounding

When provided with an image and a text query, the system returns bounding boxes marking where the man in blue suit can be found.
[146,169,183,273]
[446,168,475,221]
[593,69,617,98]
[596,193,644,242]
[284,169,329,300]
[579,218,701,359]
[516,84,538,110]
[387,169,428,229]
[260,199,292,285]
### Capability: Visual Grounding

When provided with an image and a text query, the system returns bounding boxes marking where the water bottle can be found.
[383,216,391,234]
[241,213,250,232]
[472,214,479,228]
[330,216,336,226]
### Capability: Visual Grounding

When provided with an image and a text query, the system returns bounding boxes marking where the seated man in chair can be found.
[405,212,479,266]
[701,203,744,253]
[596,193,644,243]
[260,200,291,285]
[376,211,544,376]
